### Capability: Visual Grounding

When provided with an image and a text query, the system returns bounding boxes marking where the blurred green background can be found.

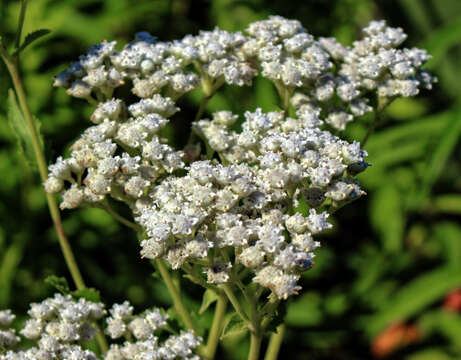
[1,0,461,359]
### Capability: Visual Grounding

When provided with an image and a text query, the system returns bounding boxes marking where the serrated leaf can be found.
[72,288,101,302]
[364,266,461,337]
[7,89,35,168]
[14,29,51,56]
[199,289,218,314]
[220,312,248,340]
[45,275,71,294]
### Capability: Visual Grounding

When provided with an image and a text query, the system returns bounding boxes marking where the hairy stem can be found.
[264,324,285,360]
[204,292,228,359]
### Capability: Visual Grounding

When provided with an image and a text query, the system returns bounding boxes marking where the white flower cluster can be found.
[53,28,256,103]
[44,95,184,210]
[239,16,435,130]
[138,107,366,299]
[0,295,201,360]
[105,301,200,360]
[0,310,19,349]
[47,16,433,300]
[0,294,104,359]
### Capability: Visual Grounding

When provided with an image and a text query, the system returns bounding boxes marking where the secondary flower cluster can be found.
[0,294,202,360]
[0,310,19,350]
[45,16,433,300]
[44,96,184,210]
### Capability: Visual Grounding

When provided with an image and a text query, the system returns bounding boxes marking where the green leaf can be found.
[407,348,454,360]
[14,29,51,56]
[199,288,218,314]
[433,195,461,214]
[419,107,461,199]
[72,288,101,302]
[369,185,404,253]
[45,275,71,294]
[422,17,461,69]
[220,312,248,340]
[254,76,279,112]
[365,110,452,154]
[7,89,35,168]
[419,310,461,348]
[385,98,428,120]
[285,292,322,327]
[364,266,461,337]
[432,222,461,269]
[324,293,349,316]
[0,235,25,306]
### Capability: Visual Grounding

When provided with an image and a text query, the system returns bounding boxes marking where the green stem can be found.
[0,43,86,292]
[361,97,394,146]
[99,201,141,231]
[95,331,108,354]
[204,292,228,359]
[0,24,109,355]
[264,324,285,360]
[154,259,197,331]
[220,283,250,323]
[248,331,263,360]
[187,76,224,145]
[274,81,293,113]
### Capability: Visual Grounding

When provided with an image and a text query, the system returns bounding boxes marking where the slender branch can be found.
[248,332,263,360]
[361,97,394,146]
[154,259,197,332]
[220,283,250,323]
[203,292,228,359]
[99,201,141,231]
[264,324,285,360]
[187,76,224,145]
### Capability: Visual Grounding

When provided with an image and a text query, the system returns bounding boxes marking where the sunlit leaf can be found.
[364,267,461,336]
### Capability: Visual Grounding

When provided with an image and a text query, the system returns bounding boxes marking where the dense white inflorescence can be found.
[0,295,201,360]
[45,16,434,299]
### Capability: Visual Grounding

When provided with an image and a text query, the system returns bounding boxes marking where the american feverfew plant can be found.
[0,5,434,360]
